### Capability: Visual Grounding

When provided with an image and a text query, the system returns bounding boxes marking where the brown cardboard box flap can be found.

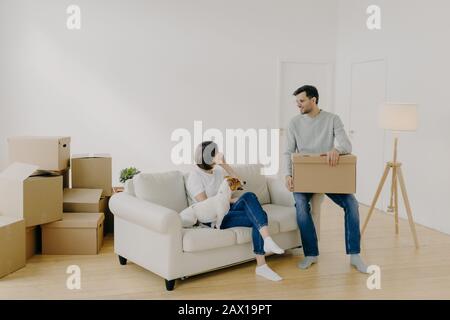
[72,153,111,159]
[292,154,357,164]
[0,215,23,227]
[42,212,104,229]
[63,188,103,204]
[31,167,70,177]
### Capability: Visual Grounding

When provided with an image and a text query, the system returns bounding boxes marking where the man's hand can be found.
[326,148,340,167]
[285,176,294,192]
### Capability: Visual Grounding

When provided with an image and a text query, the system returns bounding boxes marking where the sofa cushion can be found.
[262,204,298,233]
[229,164,271,205]
[182,228,236,252]
[229,220,280,245]
[133,171,188,213]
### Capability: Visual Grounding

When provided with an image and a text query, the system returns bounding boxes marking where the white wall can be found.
[0,0,338,181]
[335,0,450,234]
[1,0,449,235]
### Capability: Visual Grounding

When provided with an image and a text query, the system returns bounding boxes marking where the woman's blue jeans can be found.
[220,192,268,255]
[293,192,361,256]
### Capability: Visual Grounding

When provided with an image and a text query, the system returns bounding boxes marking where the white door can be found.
[349,59,387,208]
[277,61,334,177]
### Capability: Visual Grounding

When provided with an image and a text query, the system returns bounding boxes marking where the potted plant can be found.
[119,167,141,193]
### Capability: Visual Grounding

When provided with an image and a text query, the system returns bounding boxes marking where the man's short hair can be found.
[293,85,319,104]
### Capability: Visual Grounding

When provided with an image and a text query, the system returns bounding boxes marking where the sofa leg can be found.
[118,255,127,265]
[165,279,176,291]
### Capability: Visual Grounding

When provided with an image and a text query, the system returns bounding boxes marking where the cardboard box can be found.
[26,226,39,260]
[0,217,25,279]
[8,136,70,172]
[24,175,63,227]
[63,188,103,213]
[71,154,112,197]
[0,163,63,227]
[292,154,357,194]
[41,212,104,255]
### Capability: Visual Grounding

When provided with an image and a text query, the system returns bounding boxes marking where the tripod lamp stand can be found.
[361,103,419,248]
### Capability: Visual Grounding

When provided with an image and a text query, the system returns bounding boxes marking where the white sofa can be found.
[109,165,323,290]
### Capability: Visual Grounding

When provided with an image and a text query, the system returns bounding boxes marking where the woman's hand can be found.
[215,152,245,184]
[214,152,225,165]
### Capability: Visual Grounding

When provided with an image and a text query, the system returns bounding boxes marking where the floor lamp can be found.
[361,103,420,248]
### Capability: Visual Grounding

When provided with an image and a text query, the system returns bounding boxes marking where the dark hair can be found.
[195,141,218,171]
[293,85,319,104]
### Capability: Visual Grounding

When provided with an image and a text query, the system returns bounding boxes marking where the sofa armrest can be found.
[109,192,182,233]
[266,176,295,207]
[266,176,323,237]
[267,176,324,207]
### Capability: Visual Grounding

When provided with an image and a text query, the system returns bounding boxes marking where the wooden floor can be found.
[2,199,450,299]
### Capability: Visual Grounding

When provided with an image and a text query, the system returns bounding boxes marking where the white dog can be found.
[180,176,244,228]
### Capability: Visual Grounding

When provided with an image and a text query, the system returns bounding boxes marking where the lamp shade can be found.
[379,103,418,131]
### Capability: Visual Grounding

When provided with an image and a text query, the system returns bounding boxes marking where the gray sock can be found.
[350,254,369,274]
[298,256,318,269]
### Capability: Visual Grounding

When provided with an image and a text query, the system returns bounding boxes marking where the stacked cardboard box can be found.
[63,188,103,212]
[40,154,113,254]
[0,216,25,279]
[0,160,64,272]
[42,212,104,255]
[0,162,63,228]
[8,136,71,173]
[2,136,70,266]
[40,154,112,255]
[71,154,114,235]
[1,137,114,273]
[71,154,112,197]
[39,187,106,255]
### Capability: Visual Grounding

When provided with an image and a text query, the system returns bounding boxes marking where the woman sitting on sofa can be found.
[185,141,285,282]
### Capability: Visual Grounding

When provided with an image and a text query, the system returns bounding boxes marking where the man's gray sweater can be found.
[283,109,352,177]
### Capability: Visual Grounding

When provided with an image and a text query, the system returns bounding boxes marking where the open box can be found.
[71,154,112,197]
[0,163,63,227]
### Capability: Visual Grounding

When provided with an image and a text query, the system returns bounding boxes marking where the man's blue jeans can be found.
[293,192,361,256]
[220,192,268,255]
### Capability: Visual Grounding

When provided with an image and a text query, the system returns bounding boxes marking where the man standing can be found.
[284,85,369,273]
